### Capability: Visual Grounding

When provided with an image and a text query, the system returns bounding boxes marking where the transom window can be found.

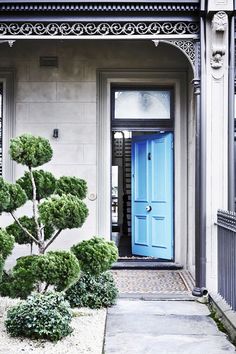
[111,86,174,129]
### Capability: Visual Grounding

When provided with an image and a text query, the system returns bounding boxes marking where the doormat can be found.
[111,270,193,294]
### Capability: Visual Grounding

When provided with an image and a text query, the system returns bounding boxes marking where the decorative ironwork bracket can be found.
[153,39,200,81]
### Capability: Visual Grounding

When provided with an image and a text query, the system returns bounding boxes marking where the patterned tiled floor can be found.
[112,270,193,294]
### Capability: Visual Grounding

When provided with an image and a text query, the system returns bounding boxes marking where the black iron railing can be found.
[217,210,236,311]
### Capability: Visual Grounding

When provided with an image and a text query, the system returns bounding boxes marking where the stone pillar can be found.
[205,6,232,292]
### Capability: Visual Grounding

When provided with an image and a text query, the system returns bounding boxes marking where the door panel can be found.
[134,140,148,202]
[132,133,173,259]
[134,215,148,245]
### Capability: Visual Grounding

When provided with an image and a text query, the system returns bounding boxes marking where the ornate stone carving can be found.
[210,11,227,70]
[212,11,227,32]
[211,51,225,68]
[0,22,199,37]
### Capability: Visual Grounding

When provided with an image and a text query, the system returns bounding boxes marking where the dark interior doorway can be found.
[112,130,132,257]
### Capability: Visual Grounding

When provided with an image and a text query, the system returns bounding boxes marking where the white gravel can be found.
[0,296,107,354]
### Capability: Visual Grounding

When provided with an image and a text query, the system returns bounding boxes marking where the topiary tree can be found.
[0,133,89,293]
[0,134,89,255]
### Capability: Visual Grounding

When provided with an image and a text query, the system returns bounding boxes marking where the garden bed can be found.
[0,296,106,354]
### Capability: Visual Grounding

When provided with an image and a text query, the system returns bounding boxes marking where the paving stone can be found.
[109,300,210,316]
[105,333,236,354]
[106,313,221,336]
[104,300,236,354]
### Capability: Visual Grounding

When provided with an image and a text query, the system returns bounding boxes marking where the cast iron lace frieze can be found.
[0,22,199,37]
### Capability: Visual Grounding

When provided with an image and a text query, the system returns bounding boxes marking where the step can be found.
[112,260,183,270]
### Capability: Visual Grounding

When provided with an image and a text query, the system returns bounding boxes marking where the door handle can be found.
[146,205,152,212]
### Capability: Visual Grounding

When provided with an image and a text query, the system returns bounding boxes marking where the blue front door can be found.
[131,133,174,259]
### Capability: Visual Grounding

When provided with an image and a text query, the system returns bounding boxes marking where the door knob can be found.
[146,205,152,212]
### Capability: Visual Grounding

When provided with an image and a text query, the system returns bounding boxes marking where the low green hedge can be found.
[5,292,72,341]
[65,271,118,309]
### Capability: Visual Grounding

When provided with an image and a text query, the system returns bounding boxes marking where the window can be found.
[114,90,171,119]
[111,86,174,129]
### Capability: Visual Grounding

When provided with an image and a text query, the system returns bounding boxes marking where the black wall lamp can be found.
[53,128,59,139]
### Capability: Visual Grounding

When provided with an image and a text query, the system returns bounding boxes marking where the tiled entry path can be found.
[112,270,192,295]
[104,300,236,354]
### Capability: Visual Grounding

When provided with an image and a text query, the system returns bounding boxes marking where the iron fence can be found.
[217,210,236,311]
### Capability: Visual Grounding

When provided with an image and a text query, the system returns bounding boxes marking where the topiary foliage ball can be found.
[71,236,118,275]
[10,255,39,299]
[6,216,54,245]
[0,229,14,282]
[0,177,10,213]
[17,170,56,201]
[4,183,27,213]
[39,194,89,230]
[65,271,118,309]
[0,229,15,260]
[10,134,53,168]
[5,292,72,341]
[34,251,80,292]
[56,176,87,199]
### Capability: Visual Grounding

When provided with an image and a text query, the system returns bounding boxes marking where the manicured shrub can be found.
[72,236,118,275]
[0,256,37,299]
[0,178,10,213]
[6,216,54,245]
[39,194,89,230]
[56,176,87,199]
[10,255,38,298]
[1,252,80,299]
[0,230,15,282]
[0,230,15,260]
[5,292,72,341]
[0,271,15,297]
[65,271,118,309]
[34,251,80,291]
[10,134,53,168]
[4,183,27,213]
[17,170,56,201]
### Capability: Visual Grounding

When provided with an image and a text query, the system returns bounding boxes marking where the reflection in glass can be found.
[114,90,171,119]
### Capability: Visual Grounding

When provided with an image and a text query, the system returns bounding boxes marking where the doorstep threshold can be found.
[112,261,183,270]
